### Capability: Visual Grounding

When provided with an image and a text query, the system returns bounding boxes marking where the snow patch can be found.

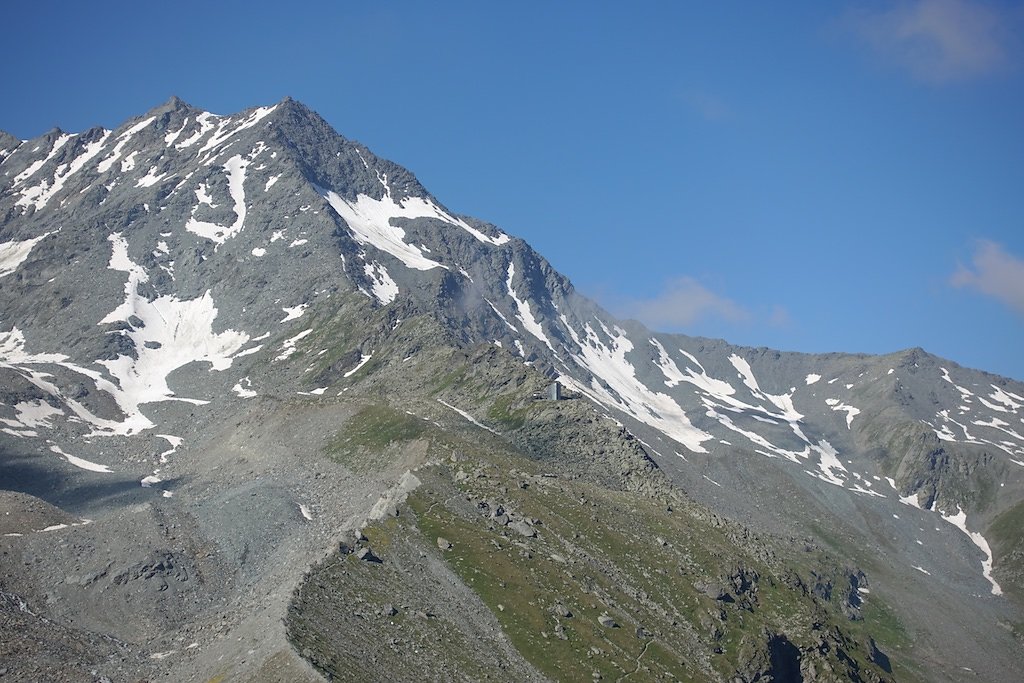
[559,319,711,453]
[94,233,251,434]
[0,231,53,278]
[275,329,313,362]
[825,399,861,429]
[50,444,111,473]
[135,165,166,188]
[941,507,1002,595]
[363,260,399,305]
[280,303,309,323]
[0,400,63,431]
[319,185,447,271]
[506,263,555,353]
[438,399,500,435]
[344,353,373,378]
[232,377,257,398]
[805,373,821,385]
[97,117,155,174]
[185,154,249,245]
[18,132,112,210]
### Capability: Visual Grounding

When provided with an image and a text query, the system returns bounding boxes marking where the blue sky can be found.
[3,1,1023,380]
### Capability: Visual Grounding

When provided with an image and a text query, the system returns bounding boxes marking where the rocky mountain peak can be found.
[2,98,1023,682]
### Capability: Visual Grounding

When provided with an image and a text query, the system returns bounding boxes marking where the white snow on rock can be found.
[232,377,257,398]
[299,504,314,521]
[135,165,166,188]
[651,343,857,488]
[185,153,250,245]
[156,434,183,463]
[195,105,277,158]
[971,417,1024,452]
[0,400,63,431]
[363,260,399,305]
[164,118,189,146]
[559,319,711,453]
[97,117,155,174]
[485,298,517,332]
[320,184,447,271]
[50,444,111,473]
[264,174,281,191]
[95,233,251,435]
[987,385,1023,412]
[940,367,974,403]
[275,329,313,362]
[251,247,266,257]
[195,182,215,206]
[344,353,373,378]
[319,165,508,249]
[13,133,73,186]
[175,111,217,149]
[17,132,111,210]
[805,374,821,385]
[280,303,309,323]
[729,355,764,397]
[825,398,861,429]
[0,329,120,434]
[0,231,53,278]
[506,262,555,353]
[438,399,500,435]
[941,507,1002,595]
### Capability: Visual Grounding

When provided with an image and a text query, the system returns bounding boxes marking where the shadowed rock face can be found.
[1,97,1023,681]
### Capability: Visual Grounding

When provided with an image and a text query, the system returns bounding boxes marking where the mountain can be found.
[1,97,1022,682]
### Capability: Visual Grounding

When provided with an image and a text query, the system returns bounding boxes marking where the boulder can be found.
[510,520,536,538]
[355,547,381,563]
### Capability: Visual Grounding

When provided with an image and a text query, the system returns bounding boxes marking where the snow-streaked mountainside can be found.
[3,98,1024,681]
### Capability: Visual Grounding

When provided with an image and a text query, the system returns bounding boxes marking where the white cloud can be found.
[952,240,1024,315]
[845,0,1015,83]
[615,276,750,328]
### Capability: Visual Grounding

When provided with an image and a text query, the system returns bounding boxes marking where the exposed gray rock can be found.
[356,547,381,563]
[509,520,536,538]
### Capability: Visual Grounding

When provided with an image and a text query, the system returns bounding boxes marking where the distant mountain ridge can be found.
[2,97,1023,681]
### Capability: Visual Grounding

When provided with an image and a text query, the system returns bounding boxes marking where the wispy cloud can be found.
[613,276,750,328]
[844,0,1016,83]
[679,90,734,122]
[951,240,1024,314]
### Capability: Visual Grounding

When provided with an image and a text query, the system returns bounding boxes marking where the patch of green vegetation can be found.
[430,366,469,394]
[487,393,532,430]
[858,598,909,653]
[423,446,916,681]
[325,404,429,466]
[408,488,681,681]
